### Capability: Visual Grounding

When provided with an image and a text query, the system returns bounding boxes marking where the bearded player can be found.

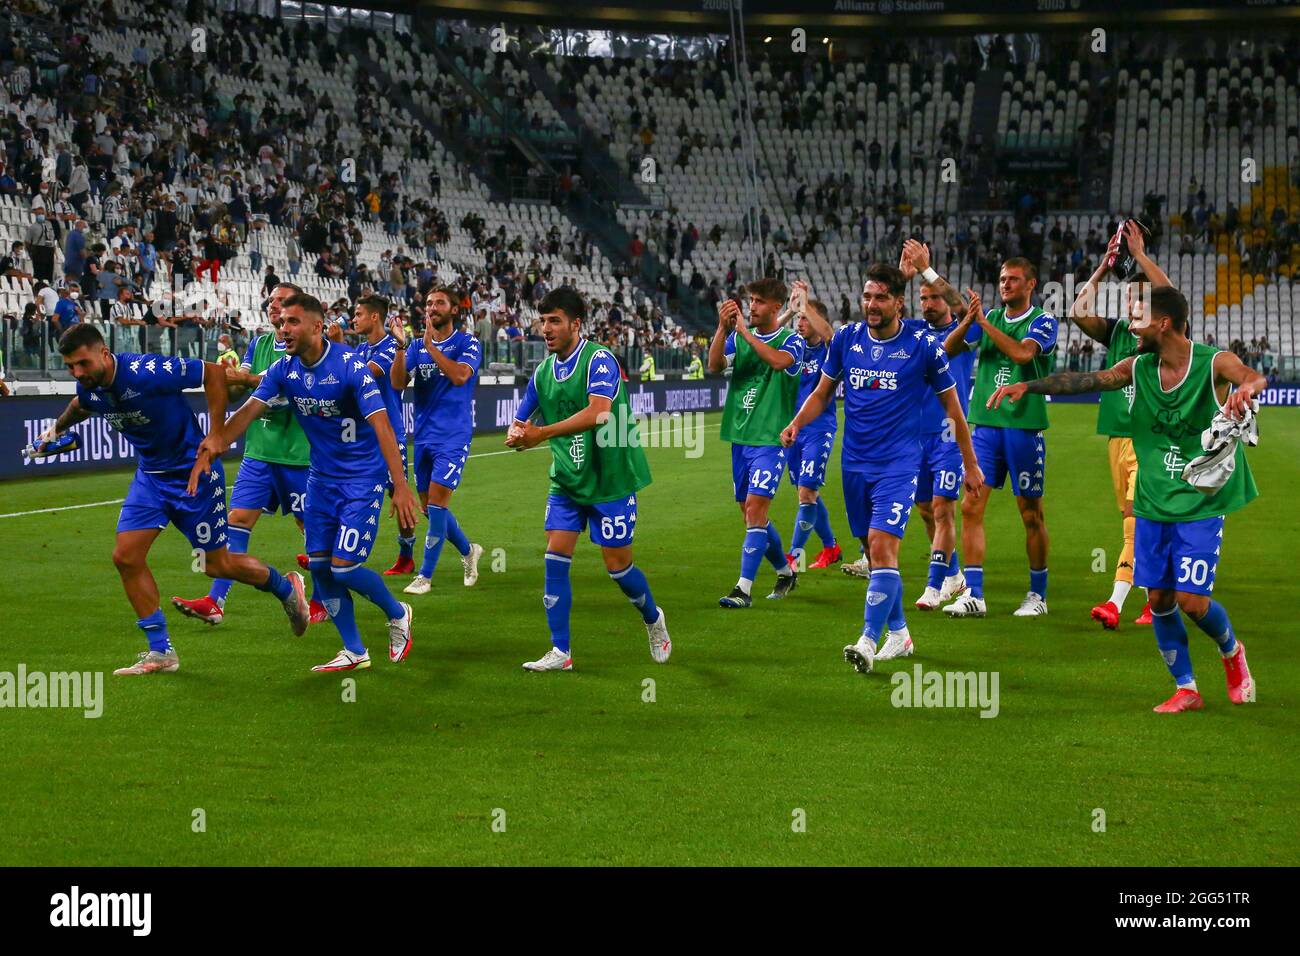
[173,282,328,625]
[783,264,982,670]
[391,286,485,594]
[35,324,309,675]
[506,286,670,671]
[989,285,1261,712]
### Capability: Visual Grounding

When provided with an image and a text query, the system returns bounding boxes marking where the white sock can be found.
[737,577,753,595]
[776,564,793,577]
[1108,579,1132,611]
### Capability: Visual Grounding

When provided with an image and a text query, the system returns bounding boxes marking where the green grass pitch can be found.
[1,404,1296,866]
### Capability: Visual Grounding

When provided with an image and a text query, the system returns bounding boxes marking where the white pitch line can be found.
[0,498,126,519]
[0,423,726,519]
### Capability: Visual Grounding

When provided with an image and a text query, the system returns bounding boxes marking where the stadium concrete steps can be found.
[961,68,1007,209]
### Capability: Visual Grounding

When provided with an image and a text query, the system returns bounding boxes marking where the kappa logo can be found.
[129,359,141,372]
[352,361,365,372]
[87,393,100,403]
[162,359,174,373]
[144,359,156,373]
[362,532,372,541]
[595,363,610,375]
[287,370,300,381]
[850,343,865,354]
[358,548,368,558]
[366,516,376,525]
[934,346,946,360]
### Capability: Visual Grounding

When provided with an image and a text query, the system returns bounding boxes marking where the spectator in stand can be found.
[52,284,83,337]
[0,241,33,280]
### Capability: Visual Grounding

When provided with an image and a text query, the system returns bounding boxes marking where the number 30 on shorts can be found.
[1177,556,1213,587]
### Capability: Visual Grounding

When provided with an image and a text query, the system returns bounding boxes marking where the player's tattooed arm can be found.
[905,239,963,311]
[51,396,91,436]
[987,357,1135,409]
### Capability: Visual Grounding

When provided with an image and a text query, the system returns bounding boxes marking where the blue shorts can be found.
[229,457,308,518]
[117,462,229,552]
[1134,515,1225,597]
[383,443,410,496]
[304,471,388,563]
[787,429,835,490]
[414,442,469,492]
[731,444,788,502]
[545,492,638,546]
[842,469,918,540]
[915,432,964,503]
[972,425,1045,497]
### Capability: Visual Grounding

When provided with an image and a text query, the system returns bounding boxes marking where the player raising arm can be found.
[37,325,310,676]
[191,293,420,673]
[989,285,1264,712]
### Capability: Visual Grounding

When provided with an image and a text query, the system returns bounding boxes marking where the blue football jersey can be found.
[822,321,957,477]
[357,333,405,445]
[915,318,978,434]
[515,339,621,423]
[251,340,389,480]
[796,338,837,433]
[75,352,206,472]
[404,330,482,448]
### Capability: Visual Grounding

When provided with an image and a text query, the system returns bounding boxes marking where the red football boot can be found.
[308,599,330,625]
[171,594,224,625]
[1153,687,1204,713]
[296,553,310,571]
[1090,600,1120,630]
[1134,602,1153,625]
[383,555,415,576]
[1222,641,1256,704]
[808,544,843,569]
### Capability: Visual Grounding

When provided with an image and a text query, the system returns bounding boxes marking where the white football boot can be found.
[523,646,573,672]
[841,555,872,578]
[388,602,413,662]
[938,571,968,602]
[312,648,371,672]
[646,608,671,663]
[944,593,987,617]
[843,636,876,674]
[1012,592,1049,617]
[875,627,915,661]
[282,571,310,636]
[914,586,943,610]
[462,543,484,586]
[403,575,432,595]
[114,649,180,676]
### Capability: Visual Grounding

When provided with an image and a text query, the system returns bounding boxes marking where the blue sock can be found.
[927,549,948,590]
[1193,600,1237,656]
[887,576,908,632]
[254,564,293,601]
[610,562,659,624]
[790,502,817,558]
[421,504,448,578]
[445,510,471,557]
[332,563,404,620]
[208,524,250,606]
[863,568,901,644]
[1030,566,1048,599]
[740,526,767,586]
[398,534,415,560]
[137,608,171,653]
[965,565,984,599]
[1152,604,1195,686]
[813,497,837,548]
[311,561,364,655]
[544,552,573,652]
[764,520,789,572]
[948,550,960,575]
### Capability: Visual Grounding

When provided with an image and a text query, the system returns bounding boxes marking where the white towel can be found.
[1180,400,1259,494]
